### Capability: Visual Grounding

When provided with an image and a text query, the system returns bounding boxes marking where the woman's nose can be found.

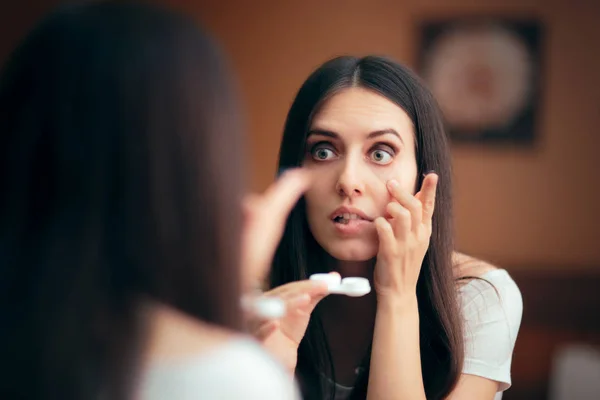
[335,159,365,197]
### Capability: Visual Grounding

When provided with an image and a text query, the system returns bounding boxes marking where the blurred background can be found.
[2,1,599,399]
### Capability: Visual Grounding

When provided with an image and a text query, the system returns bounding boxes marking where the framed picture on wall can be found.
[416,17,543,145]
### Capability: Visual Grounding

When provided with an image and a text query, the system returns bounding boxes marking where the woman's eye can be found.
[369,148,394,165]
[311,146,337,161]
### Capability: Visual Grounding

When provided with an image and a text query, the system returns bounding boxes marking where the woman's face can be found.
[303,87,418,261]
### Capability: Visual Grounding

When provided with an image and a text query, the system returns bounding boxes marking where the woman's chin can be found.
[324,242,377,262]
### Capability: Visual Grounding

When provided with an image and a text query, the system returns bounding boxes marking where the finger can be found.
[297,288,330,315]
[244,292,309,331]
[386,180,422,229]
[305,271,338,307]
[374,217,396,257]
[261,168,313,224]
[386,202,411,239]
[287,293,311,308]
[414,173,438,226]
[327,271,341,281]
[242,169,313,283]
[271,272,337,310]
[265,280,329,300]
[241,168,315,286]
[253,320,280,341]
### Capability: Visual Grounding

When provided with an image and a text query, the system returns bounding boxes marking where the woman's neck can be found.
[320,256,378,316]
[331,258,375,280]
[318,258,377,384]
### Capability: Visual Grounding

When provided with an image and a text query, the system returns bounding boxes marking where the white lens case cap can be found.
[241,296,286,319]
[309,273,342,290]
[310,274,371,297]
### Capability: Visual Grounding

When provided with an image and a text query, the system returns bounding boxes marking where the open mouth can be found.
[332,213,368,225]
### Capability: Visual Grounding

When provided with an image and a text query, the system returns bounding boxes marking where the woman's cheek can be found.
[369,162,417,196]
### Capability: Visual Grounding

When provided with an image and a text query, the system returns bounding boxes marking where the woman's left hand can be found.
[373,173,438,301]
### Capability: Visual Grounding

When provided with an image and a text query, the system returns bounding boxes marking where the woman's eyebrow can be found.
[367,129,403,144]
[307,128,404,145]
[307,129,339,139]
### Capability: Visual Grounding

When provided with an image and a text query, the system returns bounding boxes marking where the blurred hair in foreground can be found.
[0,1,244,399]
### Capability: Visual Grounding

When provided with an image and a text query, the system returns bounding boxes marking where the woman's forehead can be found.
[310,87,414,142]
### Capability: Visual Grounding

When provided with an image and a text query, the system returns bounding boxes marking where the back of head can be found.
[0,2,243,399]
[273,55,462,399]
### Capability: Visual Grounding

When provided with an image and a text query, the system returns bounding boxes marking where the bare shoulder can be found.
[452,251,499,279]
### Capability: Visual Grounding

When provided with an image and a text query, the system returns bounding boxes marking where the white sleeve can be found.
[139,339,301,400]
[459,273,523,392]
[216,343,301,400]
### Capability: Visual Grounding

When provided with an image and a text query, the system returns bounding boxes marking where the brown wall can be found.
[185,0,600,269]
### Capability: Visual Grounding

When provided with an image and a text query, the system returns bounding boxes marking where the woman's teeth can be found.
[334,213,363,224]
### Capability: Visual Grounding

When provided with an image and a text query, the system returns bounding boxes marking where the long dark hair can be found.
[271,56,464,399]
[0,2,244,399]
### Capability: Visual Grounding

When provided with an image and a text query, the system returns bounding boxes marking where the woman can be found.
[255,56,523,399]
[0,2,314,399]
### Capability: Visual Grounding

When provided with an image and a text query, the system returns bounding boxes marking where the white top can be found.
[329,269,523,400]
[459,269,523,400]
[138,338,300,400]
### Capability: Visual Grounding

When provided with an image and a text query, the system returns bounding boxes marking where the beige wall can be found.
[189,0,600,269]
[3,0,599,269]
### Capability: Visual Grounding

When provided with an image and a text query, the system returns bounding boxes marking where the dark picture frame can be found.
[416,17,543,145]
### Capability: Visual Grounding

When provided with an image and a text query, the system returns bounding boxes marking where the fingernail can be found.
[387,179,399,188]
[423,170,436,177]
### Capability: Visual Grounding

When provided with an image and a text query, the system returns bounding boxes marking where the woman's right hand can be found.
[241,168,312,291]
[248,275,338,372]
